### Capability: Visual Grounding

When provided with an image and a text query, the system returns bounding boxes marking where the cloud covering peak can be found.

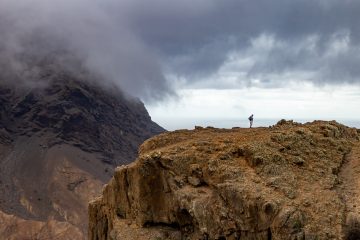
[1,0,360,100]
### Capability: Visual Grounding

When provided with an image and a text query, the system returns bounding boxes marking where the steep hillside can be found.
[89,120,360,240]
[0,78,164,239]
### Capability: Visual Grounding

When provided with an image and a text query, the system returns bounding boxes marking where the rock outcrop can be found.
[89,120,360,240]
[0,78,164,239]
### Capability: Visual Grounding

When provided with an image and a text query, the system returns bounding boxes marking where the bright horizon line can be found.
[151,117,360,131]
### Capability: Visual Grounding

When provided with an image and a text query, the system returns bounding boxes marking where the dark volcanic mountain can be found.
[0,77,164,239]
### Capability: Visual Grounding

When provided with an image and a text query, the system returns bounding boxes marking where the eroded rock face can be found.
[89,120,360,240]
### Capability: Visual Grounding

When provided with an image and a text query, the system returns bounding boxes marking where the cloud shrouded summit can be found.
[1,0,360,100]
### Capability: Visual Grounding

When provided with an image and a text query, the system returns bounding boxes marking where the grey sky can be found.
[1,0,360,101]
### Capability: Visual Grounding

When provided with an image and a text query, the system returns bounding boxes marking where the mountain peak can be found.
[0,78,164,165]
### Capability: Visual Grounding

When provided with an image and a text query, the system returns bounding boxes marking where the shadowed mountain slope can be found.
[0,77,164,239]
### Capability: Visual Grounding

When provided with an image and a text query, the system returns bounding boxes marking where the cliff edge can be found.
[89,120,360,239]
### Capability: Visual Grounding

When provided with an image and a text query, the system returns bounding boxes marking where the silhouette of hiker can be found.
[248,114,254,128]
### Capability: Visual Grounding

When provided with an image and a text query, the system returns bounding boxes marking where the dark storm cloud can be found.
[0,0,360,101]
[0,0,173,100]
[129,0,360,85]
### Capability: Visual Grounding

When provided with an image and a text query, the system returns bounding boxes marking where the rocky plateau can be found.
[89,120,360,240]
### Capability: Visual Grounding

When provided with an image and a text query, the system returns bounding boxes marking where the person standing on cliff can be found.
[248,114,254,128]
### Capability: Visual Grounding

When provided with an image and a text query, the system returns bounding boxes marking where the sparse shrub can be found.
[276,119,288,125]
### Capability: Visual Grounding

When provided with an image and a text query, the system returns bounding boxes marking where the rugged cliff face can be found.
[0,78,164,239]
[89,120,360,240]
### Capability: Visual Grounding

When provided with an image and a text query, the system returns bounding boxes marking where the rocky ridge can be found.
[89,120,360,239]
[0,78,163,165]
